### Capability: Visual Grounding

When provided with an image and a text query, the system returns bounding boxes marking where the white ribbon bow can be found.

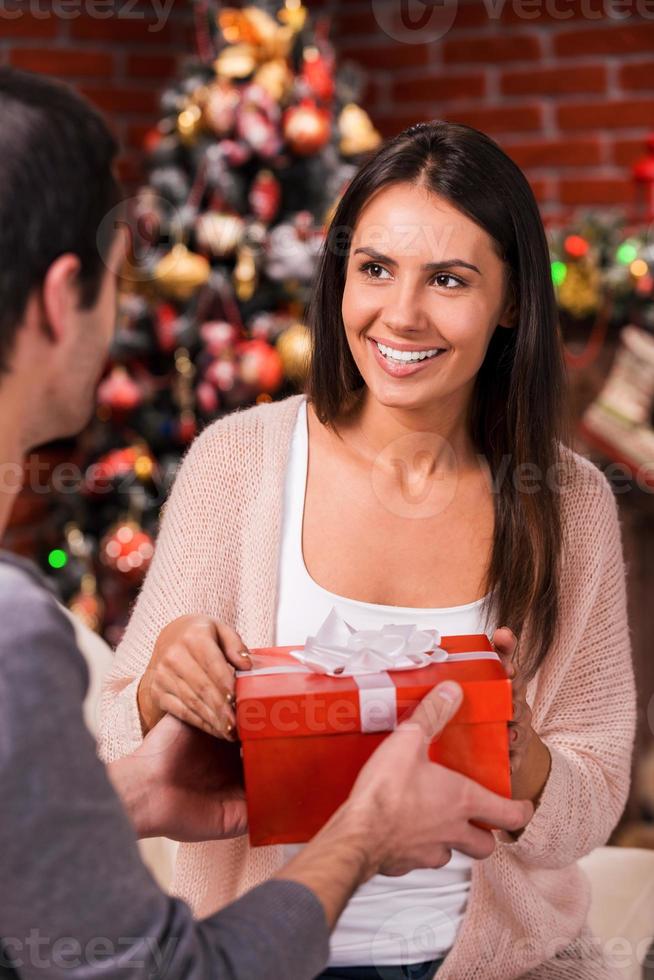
[289,607,448,677]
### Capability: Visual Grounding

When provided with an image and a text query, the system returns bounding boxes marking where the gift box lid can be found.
[237,633,513,741]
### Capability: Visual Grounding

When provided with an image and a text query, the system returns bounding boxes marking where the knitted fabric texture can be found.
[98,393,636,980]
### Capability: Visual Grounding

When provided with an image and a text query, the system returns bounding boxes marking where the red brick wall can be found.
[332,0,654,225]
[1,0,652,223]
[0,1,194,186]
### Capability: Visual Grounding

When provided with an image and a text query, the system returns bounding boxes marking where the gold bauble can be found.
[254,58,294,103]
[278,0,308,34]
[338,103,382,157]
[215,43,257,80]
[196,212,245,258]
[233,245,258,302]
[154,244,211,301]
[276,322,312,383]
[177,103,204,145]
[557,259,601,318]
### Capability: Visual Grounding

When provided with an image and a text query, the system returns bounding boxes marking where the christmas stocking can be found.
[580,325,654,471]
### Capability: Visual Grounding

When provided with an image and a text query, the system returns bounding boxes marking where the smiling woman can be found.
[100,119,635,980]
[306,121,569,681]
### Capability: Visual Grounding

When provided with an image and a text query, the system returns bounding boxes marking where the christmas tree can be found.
[22,0,382,645]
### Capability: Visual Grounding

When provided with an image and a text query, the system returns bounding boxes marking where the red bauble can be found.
[283,101,331,156]
[100,521,154,581]
[197,380,220,415]
[200,320,240,356]
[237,339,284,394]
[301,47,335,103]
[155,303,179,353]
[249,169,281,224]
[97,366,142,413]
[84,446,155,495]
[205,358,238,392]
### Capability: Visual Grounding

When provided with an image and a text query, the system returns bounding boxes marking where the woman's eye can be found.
[359,262,390,280]
[433,273,465,289]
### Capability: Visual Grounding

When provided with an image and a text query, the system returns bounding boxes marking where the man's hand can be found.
[346,680,535,878]
[109,714,247,842]
[276,682,534,928]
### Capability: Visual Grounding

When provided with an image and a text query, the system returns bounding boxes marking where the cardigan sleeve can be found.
[98,420,234,763]
[496,471,637,870]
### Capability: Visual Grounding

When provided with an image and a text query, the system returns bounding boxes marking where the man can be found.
[0,68,532,979]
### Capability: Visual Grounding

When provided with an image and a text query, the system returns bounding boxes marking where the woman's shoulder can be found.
[174,392,305,483]
[555,441,621,542]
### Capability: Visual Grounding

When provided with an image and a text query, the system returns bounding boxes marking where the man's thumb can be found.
[401,681,463,741]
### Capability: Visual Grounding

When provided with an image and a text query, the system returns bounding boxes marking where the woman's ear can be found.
[498,289,518,330]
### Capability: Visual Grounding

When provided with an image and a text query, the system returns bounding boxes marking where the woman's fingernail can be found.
[226,692,236,707]
[239,650,251,660]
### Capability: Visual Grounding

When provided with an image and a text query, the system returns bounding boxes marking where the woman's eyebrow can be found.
[353,246,482,276]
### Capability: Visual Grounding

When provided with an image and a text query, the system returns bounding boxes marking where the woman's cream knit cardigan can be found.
[99,393,636,980]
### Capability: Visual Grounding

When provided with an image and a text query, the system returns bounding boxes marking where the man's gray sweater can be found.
[0,551,329,979]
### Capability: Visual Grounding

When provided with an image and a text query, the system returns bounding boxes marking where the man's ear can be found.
[40,253,82,345]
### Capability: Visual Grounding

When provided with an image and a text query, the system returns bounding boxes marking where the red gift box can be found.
[236,632,513,846]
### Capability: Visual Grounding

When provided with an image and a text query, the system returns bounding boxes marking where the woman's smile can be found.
[367,335,449,379]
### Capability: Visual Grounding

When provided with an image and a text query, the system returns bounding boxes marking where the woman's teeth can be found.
[375,340,443,363]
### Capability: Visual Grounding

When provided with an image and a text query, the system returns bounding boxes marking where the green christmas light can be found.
[616,241,638,265]
[551,261,567,286]
[48,549,68,570]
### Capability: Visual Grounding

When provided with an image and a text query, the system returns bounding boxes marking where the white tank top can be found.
[275,397,496,967]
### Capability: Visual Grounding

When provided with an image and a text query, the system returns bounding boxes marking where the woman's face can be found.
[341,182,516,415]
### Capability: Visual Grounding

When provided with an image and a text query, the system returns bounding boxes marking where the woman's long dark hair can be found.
[304,120,572,680]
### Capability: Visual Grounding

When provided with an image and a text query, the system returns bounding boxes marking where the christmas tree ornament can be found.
[556,257,602,319]
[278,0,308,35]
[233,243,258,301]
[249,169,281,223]
[300,45,335,103]
[283,100,331,156]
[69,572,104,633]
[249,310,294,342]
[580,325,654,474]
[215,43,258,80]
[177,102,204,145]
[155,302,178,353]
[196,379,220,415]
[338,103,381,157]
[276,321,312,383]
[236,84,282,158]
[173,347,198,444]
[100,520,155,581]
[254,58,294,103]
[203,79,241,136]
[84,445,156,495]
[97,366,142,414]
[265,215,323,282]
[200,319,240,356]
[195,210,245,257]
[206,357,238,392]
[237,338,284,393]
[154,243,211,301]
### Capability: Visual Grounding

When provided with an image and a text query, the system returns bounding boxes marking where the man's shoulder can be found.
[0,552,85,691]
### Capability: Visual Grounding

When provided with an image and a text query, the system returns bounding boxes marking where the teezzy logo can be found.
[372,0,459,44]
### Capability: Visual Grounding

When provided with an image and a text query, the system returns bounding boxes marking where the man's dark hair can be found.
[0,68,122,373]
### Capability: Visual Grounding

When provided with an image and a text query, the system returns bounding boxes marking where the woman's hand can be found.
[137,615,253,738]
[492,626,552,821]
[492,626,533,776]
